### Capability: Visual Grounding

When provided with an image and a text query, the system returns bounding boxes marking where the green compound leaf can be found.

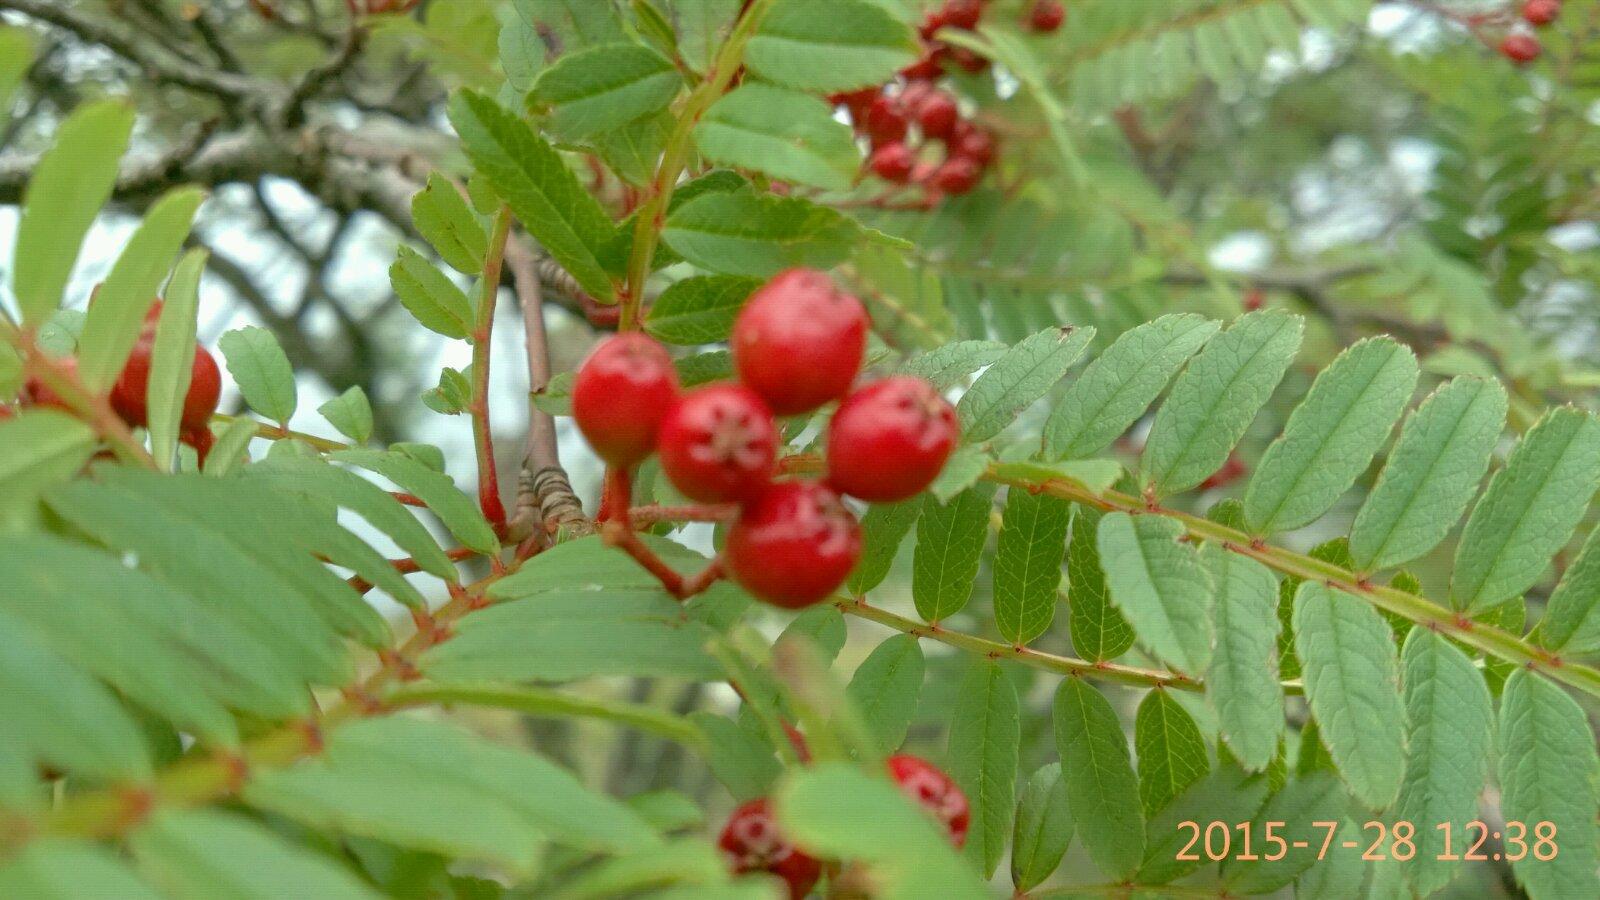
[1222,772,1347,894]
[1139,761,1268,885]
[947,660,1020,879]
[130,810,382,900]
[390,245,475,340]
[957,325,1095,444]
[912,484,995,623]
[449,90,617,301]
[993,488,1071,645]
[1348,376,1507,573]
[899,340,1007,391]
[412,172,488,275]
[1142,309,1304,498]
[318,386,374,445]
[743,0,920,93]
[1292,583,1406,809]
[218,326,297,426]
[1451,406,1600,614]
[644,275,761,345]
[695,83,862,191]
[1096,512,1214,676]
[1498,669,1600,899]
[844,634,924,757]
[1537,524,1600,655]
[1243,337,1419,534]
[1043,313,1219,461]
[332,449,499,555]
[847,499,922,596]
[661,188,860,278]
[1054,678,1144,880]
[1202,543,1283,772]
[1066,506,1135,662]
[531,42,682,139]
[1010,764,1073,893]
[12,99,134,325]
[1134,689,1209,819]
[144,249,206,471]
[1395,629,1493,897]
[0,840,163,900]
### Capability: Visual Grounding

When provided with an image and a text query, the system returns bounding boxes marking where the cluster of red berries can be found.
[18,302,222,461]
[718,755,968,899]
[572,268,960,608]
[1502,0,1561,63]
[827,0,1062,200]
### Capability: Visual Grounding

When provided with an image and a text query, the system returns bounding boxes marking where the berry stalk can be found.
[470,204,514,528]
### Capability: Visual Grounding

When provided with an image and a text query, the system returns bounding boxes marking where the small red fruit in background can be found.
[727,481,862,608]
[912,89,960,141]
[1243,288,1265,311]
[869,142,916,182]
[657,384,778,504]
[1028,0,1066,32]
[827,377,958,502]
[950,46,989,73]
[901,50,947,81]
[952,122,996,166]
[888,755,970,847]
[942,0,984,30]
[1501,33,1541,63]
[732,269,867,416]
[182,424,216,466]
[111,342,223,431]
[829,87,878,121]
[1523,0,1561,26]
[930,156,982,194]
[862,93,908,147]
[718,798,821,900]
[1200,453,1249,490]
[572,333,680,468]
[22,356,78,411]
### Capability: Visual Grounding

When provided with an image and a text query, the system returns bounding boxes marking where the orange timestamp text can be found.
[1175,819,1558,863]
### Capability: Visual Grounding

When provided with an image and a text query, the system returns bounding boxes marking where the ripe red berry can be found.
[952,122,996,166]
[1523,0,1561,26]
[950,46,989,73]
[1501,33,1542,63]
[918,10,948,40]
[1029,0,1065,32]
[657,384,777,504]
[182,423,216,466]
[727,481,862,608]
[930,156,982,194]
[1243,288,1265,312]
[1200,453,1249,490]
[888,755,969,847]
[900,49,947,81]
[111,341,222,431]
[732,268,867,416]
[913,90,960,140]
[829,87,879,121]
[826,377,958,502]
[869,142,916,182]
[942,0,984,30]
[718,798,821,900]
[862,93,908,148]
[572,333,680,468]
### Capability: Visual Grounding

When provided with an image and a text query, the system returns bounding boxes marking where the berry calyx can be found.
[1028,0,1065,32]
[930,156,982,194]
[1501,33,1541,63]
[718,798,821,900]
[826,377,958,503]
[869,142,916,182]
[572,333,680,468]
[657,384,778,504]
[727,481,862,608]
[1523,0,1560,26]
[888,755,969,847]
[732,269,868,416]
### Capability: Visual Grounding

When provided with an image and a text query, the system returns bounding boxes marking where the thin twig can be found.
[471,206,514,528]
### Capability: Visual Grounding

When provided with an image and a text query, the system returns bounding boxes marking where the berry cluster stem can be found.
[3,325,158,469]
[471,204,514,528]
[620,0,778,328]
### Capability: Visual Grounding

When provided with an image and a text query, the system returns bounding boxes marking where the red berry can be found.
[826,377,958,502]
[930,156,982,194]
[1028,0,1065,32]
[950,46,989,73]
[1501,33,1541,63]
[888,755,969,847]
[913,90,960,140]
[952,122,996,166]
[22,356,78,411]
[727,481,862,609]
[1243,288,1265,312]
[718,798,821,900]
[830,87,878,121]
[862,93,908,148]
[1200,453,1249,490]
[182,423,216,466]
[732,268,868,416]
[111,341,222,431]
[1523,0,1560,26]
[900,49,947,81]
[572,333,680,468]
[942,0,984,30]
[869,142,916,182]
[657,384,777,504]
[918,10,948,40]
